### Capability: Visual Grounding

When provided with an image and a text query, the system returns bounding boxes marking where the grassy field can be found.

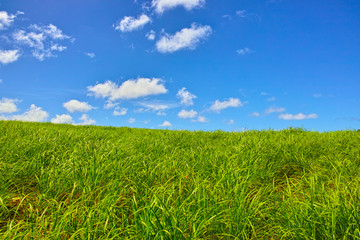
[0,121,359,239]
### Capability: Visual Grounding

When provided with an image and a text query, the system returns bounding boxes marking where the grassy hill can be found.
[0,121,359,239]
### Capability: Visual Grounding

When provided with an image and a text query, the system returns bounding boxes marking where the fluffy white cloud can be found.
[11,104,49,122]
[79,114,96,125]
[152,0,205,14]
[113,107,128,116]
[146,30,156,40]
[159,120,172,127]
[279,113,319,120]
[0,98,19,113]
[63,100,94,113]
[237,47,252,55]
[156,23,212,53]
[13,24,72,61]
[115,14,151,32]
[178,109,197,119]
[210,98,244,113]
[51,114,74,124]
[88,78,167,101]
[177,87,196,105]
[0,11,23,30]
[0,50,21,64]
[265,106,285,114]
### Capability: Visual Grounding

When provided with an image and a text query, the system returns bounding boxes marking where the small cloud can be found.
[63,100,94,113]
[88,78,168,101]
[113,107,127,116]
[279,113,318,120]
[114,14,151,32]
[0,97,20,113]
[0,50,21,64]
[192,116,207,122]
[159,120,172,127]
[146,30,156,40]
[85,52,95,58]
[152,0,205,14]
[156,23,212,53]
[0,79,2,83]
[249,112,260,117]
[267,97,276,101]
[210,98,244,113]
[79,114,96,125]
[236,47,252,55]
[177,87,197,106]
[265,106,285,115]
[227,119,235,125]
[138,102,172,116]
[178,109,197,119]
[260,92,268,96]
[128,118,136,124]
[236,10,246,18]
[104,101,119,109]
[51,114,73,124]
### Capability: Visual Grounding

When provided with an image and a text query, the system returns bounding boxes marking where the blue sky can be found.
[0,0,359,131]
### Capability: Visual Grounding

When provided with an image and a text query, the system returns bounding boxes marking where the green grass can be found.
[0,120,359,239]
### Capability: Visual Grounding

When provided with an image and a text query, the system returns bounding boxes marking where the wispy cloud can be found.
[88,78,168,101]
[113,107,128,116]
[128,118,136,124]
[152,0,205,14]
[85,52,95,58]
[156,23,212,53]
[237,47,252,55]
[249,112,260,117]
[177,87,197,106]
[0,11,23,30]
[227,119,235,125]
[146,30,156,40]
[114,14,151,32]
[192,116,207,122]
[279,113,318,120]
[78,114,96,125]
[265,106,285,115]
[210,98,244,113]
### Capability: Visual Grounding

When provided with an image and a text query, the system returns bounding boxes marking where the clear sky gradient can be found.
[0,0,359,131]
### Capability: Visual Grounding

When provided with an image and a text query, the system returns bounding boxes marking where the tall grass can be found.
[0,120,359,239]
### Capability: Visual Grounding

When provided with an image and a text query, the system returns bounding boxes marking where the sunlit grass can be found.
[0,121,359,239]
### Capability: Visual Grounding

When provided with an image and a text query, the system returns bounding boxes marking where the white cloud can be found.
[13,24,72,61]
[152,0,205,14]
[192,116,207,122]
[88,78,167,101]
[85,52,95,58]
[104,101,119,109]
[267,97,276,101]
[177,87,196,105]
[227,119,235,125]
[63,100,94,113]
[178,109,197,119]
[146,30,156,40]
[51,114,73,124]
[128,118,136,124]
[115,14,151,32]
[159,120,172,127]
[0,11,23,30]
[0,50,21,64]
[265,106,285,114]
[156,23,212,53]
[79,114,96,125]
[11,104,49,122]
[0,98,19,113]
[139,102,171,116]
[237,47,252,55]
[249,112,260,117]
[279,113,319,120]
[113,107,128,116]
[210,98,244,113]
[313,93,322,98]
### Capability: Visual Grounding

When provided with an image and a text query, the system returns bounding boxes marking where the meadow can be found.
[0,120,359,239]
